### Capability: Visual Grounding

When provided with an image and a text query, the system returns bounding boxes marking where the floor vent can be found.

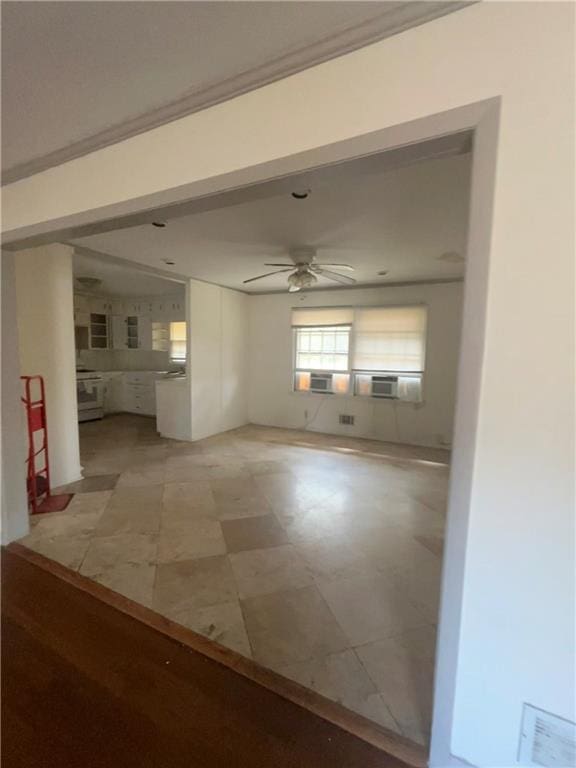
[339,414,355,426]
[518,703,576,766]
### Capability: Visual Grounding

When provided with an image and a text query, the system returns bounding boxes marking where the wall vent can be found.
[518,703,576,766]
[339,414,355,426]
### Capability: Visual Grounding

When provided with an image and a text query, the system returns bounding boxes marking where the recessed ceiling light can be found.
[152,221,166,228]
[377,270,389,276]
[291,189,310,200]
[437,251,464,263]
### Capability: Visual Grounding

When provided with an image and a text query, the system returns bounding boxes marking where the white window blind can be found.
[292,307,354,327]
[169,321,187,363]
[352,306,427,372]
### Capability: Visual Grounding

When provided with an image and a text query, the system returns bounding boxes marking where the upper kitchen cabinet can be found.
[165,299,185,321]
[89,296,114,314]
[74,294,89,312]
[73,294,90,326]
[124,299,153,316]
[111,315,152,350]
[89,313,109,349]
[110,298,125,315]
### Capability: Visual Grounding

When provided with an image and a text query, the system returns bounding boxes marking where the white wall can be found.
[188,279,248,440]
[1,4,574,766]
[1,252,29,543]
[248,282,462,447]
[15,245,82,488]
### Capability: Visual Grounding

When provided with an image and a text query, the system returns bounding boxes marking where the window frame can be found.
[169,321,187,365]
[293,324,353,374]
[291,304,428,401]
[292,324,353,396]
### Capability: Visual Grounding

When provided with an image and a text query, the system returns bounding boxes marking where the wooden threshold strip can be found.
[5,542,428,768]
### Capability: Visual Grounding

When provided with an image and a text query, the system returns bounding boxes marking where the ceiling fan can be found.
[243,247,356,292]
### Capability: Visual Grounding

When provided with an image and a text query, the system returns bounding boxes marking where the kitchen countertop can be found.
[156,375,187,384]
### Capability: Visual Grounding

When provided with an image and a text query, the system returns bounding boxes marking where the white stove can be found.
[76,370,104,422]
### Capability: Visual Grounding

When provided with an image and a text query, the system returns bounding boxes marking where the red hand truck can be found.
[21,375,73,515]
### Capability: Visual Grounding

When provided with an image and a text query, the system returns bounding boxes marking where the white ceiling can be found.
[1,0,469,182]
[72,150,471,293]
[73,250,184,298]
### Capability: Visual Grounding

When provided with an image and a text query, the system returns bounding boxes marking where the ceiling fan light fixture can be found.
[76,276,103,290]
[288,271,317,291]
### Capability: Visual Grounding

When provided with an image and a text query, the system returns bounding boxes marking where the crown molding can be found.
[2,1,473,186]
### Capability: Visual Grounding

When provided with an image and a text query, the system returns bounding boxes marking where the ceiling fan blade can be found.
[314,263,355,271]
[315,268,357,285]
[263,263,295,267]
[243,268,293,284]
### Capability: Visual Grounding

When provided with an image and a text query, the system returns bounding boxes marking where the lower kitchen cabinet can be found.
[100,373,124,414]
[100,371,167,416]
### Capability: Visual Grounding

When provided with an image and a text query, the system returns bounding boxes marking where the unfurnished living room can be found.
[1,3,574,768]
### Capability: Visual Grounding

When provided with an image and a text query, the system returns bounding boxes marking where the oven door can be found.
[77,379,104,419]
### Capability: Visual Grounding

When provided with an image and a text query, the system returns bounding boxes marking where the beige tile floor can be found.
[18,414,449,747]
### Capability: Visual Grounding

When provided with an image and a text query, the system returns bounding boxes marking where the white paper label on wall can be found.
[518,703,576,767]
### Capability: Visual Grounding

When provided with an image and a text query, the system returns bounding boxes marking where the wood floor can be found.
[1,544,425,768]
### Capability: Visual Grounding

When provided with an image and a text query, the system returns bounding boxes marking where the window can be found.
[352,306,427,372]
[291,305,427,400]
[169,321,187,363]
[295,326,350,371]
[353,306,427,401]
[292,308,353,394]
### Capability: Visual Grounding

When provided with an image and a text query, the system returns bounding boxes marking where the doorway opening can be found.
[4,100,499,766]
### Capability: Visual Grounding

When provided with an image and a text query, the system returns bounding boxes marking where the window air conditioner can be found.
[309,372,334,393]
[371,375,399,398]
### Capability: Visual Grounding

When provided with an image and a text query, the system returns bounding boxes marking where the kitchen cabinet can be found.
[100,371,167,416]
[74,310,90,327]
[123,372,165,416]
[111,316,127,350]
[110,299,125,315]
[89,313,109,349]
[126,316,139,348]
[138,316,153,349]
[111,315,152,350]
[150,299,185,322]
[89,297,114,314]
[74,294,89,312]
[100,373,124,414]
[167,299,184,320]
[74,295,90,326]
[74,291,184,334]
[125,300,149,315]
